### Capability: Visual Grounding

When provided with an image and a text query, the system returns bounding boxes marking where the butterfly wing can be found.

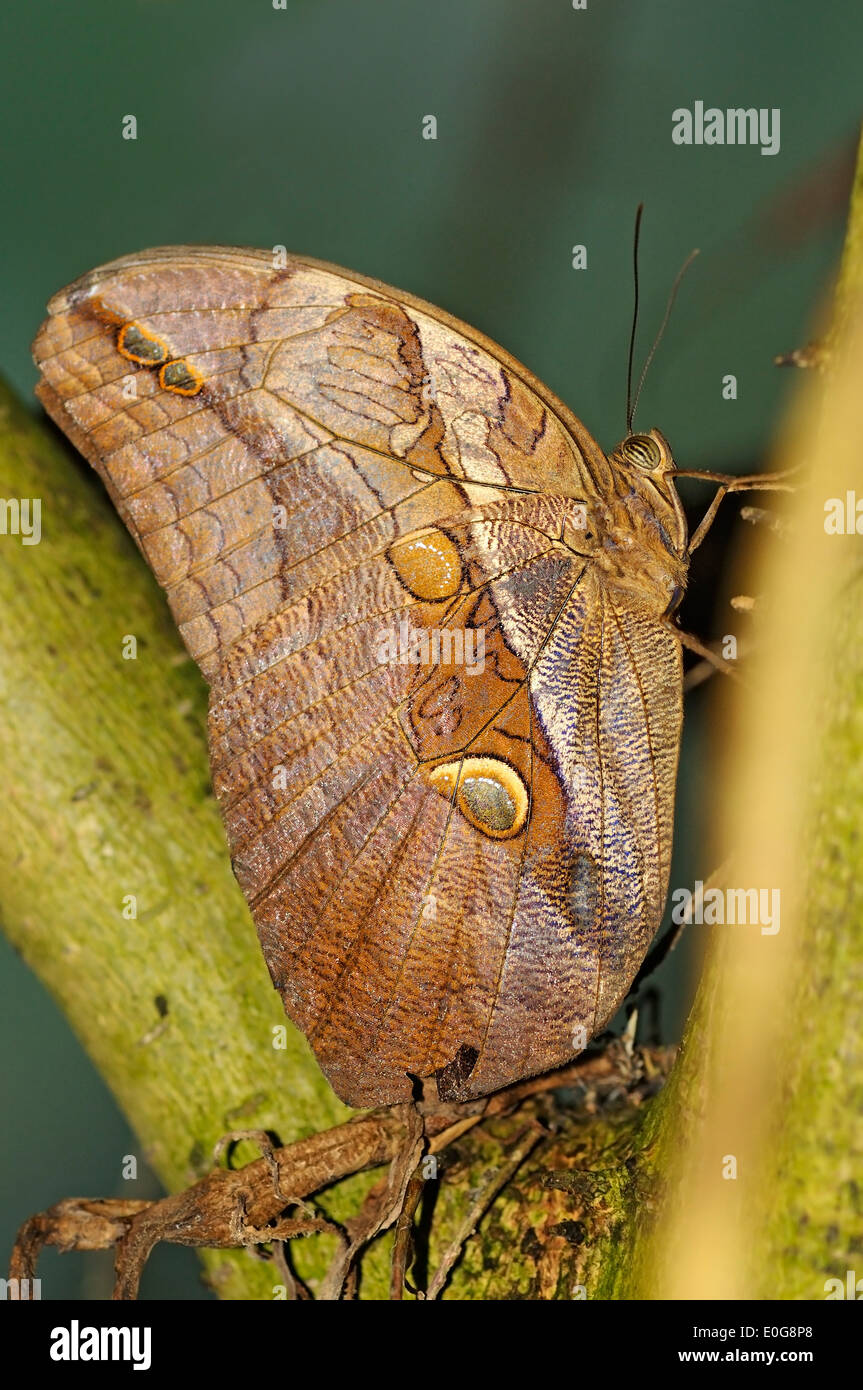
[33,247,680,1105]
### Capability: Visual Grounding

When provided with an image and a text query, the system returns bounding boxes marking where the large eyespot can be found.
[617,433,662,470]
[428,757,528,839]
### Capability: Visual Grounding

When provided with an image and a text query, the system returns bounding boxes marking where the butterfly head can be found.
[603,426,689,573]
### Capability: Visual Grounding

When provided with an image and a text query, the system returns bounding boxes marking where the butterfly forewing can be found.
[32,246,684,1106]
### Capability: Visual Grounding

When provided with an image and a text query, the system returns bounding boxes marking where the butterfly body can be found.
[33,247,688,1106]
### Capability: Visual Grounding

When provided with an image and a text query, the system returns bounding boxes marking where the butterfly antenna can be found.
[629,244,700,430]
[625,203,644,434]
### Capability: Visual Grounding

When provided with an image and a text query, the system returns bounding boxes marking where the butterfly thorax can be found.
[589,486,688,615]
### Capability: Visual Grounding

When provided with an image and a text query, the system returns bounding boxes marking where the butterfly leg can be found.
[668,469,796,680]
[629,853,733,1000]
[665,622,740,679]
[630,918,689,992]
[672,467,797,554]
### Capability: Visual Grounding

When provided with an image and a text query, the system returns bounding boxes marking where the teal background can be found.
[0,0,859,1299]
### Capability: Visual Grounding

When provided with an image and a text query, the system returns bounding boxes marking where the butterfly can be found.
[33,243,708,1109]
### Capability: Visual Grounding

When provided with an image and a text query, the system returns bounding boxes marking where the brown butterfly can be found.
[32,242,728,1108]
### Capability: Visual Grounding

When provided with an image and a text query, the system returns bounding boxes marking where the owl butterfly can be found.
[34,243,721,1109]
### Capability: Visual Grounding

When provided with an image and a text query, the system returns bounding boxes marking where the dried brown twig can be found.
[9,1045,670,1300]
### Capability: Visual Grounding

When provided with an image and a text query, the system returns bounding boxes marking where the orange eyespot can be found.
[117,322,168,366]
[158,359,203,396]
[387,529,462,601]
[429,757,528,839]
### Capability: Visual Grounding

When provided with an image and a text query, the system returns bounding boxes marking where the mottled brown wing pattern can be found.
[32,247,684,1106]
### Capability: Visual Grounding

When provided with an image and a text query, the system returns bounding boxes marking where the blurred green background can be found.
[0,0,859,1299]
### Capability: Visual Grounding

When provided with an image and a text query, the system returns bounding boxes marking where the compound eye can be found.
[618,433,663,470]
